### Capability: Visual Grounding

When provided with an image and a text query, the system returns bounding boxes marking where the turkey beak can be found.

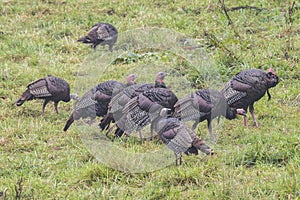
[199,144,214,156]
[128,74,138,83]
[209,149,215,156]
[132,74,138,81]
[236,108,248,127]
[236,108,246,116]
[157,72,167,79]
[160,108,172,117]
[70,93,79,100]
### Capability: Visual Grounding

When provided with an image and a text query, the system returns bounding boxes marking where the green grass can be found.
[1,0,299,199]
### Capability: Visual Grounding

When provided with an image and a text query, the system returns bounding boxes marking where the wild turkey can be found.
[221,68,279,127]
[154,72,167,88]
[77,22,118,51]
[154,108,214,165]
[99,72,167,131]
[115,87,178,139]
[15,75,75,116]
[174,89,246,141]
[63,74,137,131]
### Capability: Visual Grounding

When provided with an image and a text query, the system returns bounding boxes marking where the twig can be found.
[15,178,23,200]
[219,0,232,25]
[284,1,296,59]
[287,1,296,25]
[203,31,238,61]
[227,5,265,12]
[218,0,240,38]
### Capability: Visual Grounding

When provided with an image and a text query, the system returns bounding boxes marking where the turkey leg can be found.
[249,104,258,127]
[42,99,50,116]
[207,119,216,142]
[54,101,59,114]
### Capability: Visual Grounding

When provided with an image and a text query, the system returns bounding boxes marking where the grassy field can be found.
[1,0,299,199]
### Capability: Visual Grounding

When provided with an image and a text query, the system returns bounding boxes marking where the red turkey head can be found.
[268,68,276,75]
[266,68,279,88]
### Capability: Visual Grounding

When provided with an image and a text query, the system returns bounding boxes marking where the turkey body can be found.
[174,89,240,141]
[99,83,155,131]
[16,75,71,116]
[63,74,137,131]
[99,72,167,132]
[154,114,213,165]
[115,87,178,139]
[63,80,124,131]
[78,22,118,51]
[221,68,279,126]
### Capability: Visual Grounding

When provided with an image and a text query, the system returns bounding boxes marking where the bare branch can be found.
[203,31,238,61]
[227,5,265,12]
[219,0,232,25]
[218,0,240,38]
[287,1,296,24]
[284,1,296,59]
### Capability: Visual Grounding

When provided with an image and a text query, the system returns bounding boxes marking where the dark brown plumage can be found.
[99,83,154,130]
[221,68,279,127]
[99,72,167,131]
[114,87,178,139]
[154,109,214,165]
[174,89,245,141]
[77,22,118,51]
[63,74,137,131]
[15,75,72,116]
